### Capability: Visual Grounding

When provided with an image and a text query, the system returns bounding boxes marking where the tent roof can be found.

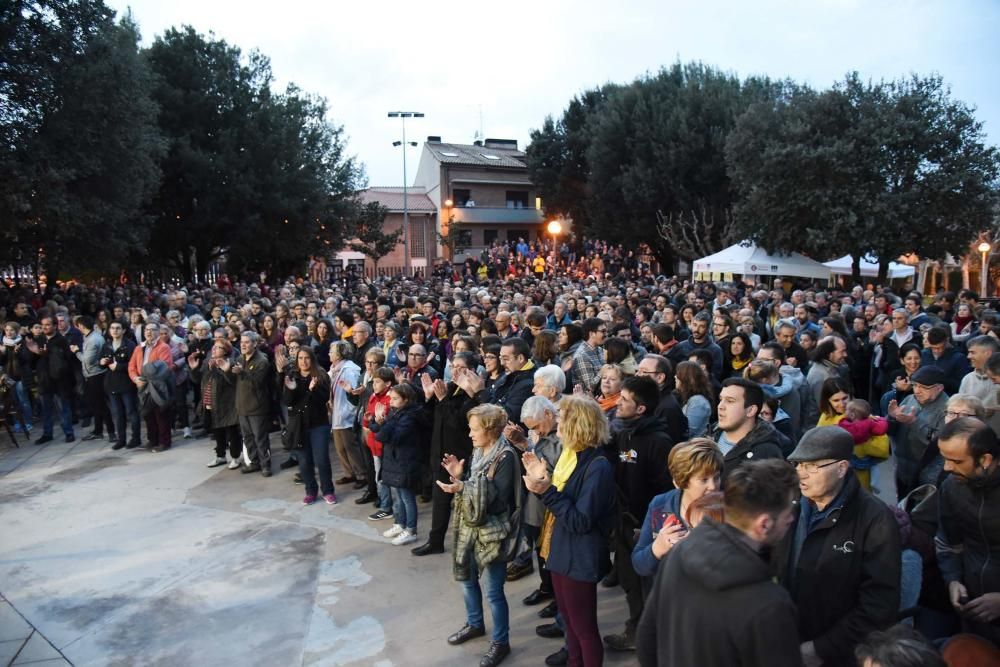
[823,255,915,279]
[692,243,830,281]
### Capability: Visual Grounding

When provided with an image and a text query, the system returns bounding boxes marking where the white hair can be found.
[521,395,557,422]
[534,364,566,394]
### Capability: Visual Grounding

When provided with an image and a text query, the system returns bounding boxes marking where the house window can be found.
[410,219,426,258]
[453,189,471,206]
[505,191,529,209]
[483,229,498,245]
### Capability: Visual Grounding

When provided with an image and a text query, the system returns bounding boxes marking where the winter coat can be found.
[487,362,536,423]
[773,472,901,666]
[371,403,425,488]
[889,391,948,493]
[920,346,972,396]
[128,340,172,383]
[231,350,272,417]
[636,518,802,667]
[282,372,331,447]
[101,338,137,395]
[427,384,477,464]
[631,488,682,578]
[653,387,689,443]
[612,415,674,528]
[936,473,1000,647]
[539,447,616,583]
[450,445,517,581]
[328,359,361,428]
[138,361,175,416]
[35,333,75,397]
[191,358,239,428]
[363,390,391,457]
[711,419,790,478]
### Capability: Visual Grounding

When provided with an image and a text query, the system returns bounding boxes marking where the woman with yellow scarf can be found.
[523,395,616,667]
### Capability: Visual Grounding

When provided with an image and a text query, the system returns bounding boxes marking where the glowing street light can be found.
[979,241,991,297]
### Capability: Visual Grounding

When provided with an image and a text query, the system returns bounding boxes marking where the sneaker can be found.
[280,457,298,470]
[207,457,227,468]
[368,509,392,521]
[323,494,337,505]
[391,529,418,546]
[302,495,317,505]
[227,459,241,470]
[183,427,193,439]
[480,641,511,667]
[293,473,303,484]
[383,524,404,538]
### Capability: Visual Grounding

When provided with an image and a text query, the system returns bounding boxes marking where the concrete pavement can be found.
[0,431,639,666]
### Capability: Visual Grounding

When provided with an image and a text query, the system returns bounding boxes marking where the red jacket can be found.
[128,340,173,382]
[364,390,392,456]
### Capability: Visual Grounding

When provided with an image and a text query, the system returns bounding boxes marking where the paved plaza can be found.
[0,431,637,667]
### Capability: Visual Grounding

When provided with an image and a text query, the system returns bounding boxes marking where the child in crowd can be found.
[369,382,423,546]
[836,398,890,491]
[363,366,396,521]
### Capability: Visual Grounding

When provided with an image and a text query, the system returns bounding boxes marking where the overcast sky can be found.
[106,0,1000,188]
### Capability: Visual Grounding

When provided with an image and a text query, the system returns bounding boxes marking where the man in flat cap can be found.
[773,427,901,667]
[888,365,950,497]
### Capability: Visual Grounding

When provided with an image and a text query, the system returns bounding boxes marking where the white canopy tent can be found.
[692,243,831,281]
[823,255,916,280]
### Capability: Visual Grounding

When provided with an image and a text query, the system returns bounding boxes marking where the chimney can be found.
[427,135,441,143]
[484,138,518,150]
[473,140,483,147]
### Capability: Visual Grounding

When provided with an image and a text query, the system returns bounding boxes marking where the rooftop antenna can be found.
[473,105,484,144]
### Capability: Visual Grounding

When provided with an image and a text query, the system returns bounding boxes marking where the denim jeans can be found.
[374,456,392,511]
[461,559,509,643]
[299,424,334,496]
[41,392,73,437]
[109,390,141,447]
[390,485,417,531]
[14,381,32,426]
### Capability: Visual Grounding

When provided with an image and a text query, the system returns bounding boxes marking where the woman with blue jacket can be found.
[631,438,723,579]
[523,394,616,667]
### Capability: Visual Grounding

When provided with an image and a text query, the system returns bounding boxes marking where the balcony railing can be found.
[449,206,544,225]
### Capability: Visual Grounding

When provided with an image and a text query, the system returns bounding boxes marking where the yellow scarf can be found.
[551,446,578,491]
[731,357,751,372]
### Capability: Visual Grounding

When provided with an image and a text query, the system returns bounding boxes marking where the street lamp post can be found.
[979,241,991,297]
[547,220,562,270]
[388,111,424,276]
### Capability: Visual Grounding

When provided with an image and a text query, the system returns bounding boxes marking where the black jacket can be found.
[653,387,689,444]
[428,384,477,463]
[712,419,789,478]
[371,403,428,487]
[612,415,674,525]
[101,338,137,395]
[484,363,536,423]
[231,350,271,417]
[636,518,802,667]
[773,472,901,666]
[193,358,240,428]
[936,473,1000,646]
[35,332,75,396]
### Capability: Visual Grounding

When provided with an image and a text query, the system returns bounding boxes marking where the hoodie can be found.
[636,518,802,667]
[712,419,790,477]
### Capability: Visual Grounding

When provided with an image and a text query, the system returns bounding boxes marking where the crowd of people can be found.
[3,247,1000,667]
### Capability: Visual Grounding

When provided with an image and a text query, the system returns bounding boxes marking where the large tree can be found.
[144,27,363,282]
[527,63,774,269]
[728,73,999,283]
[0,1,162,279]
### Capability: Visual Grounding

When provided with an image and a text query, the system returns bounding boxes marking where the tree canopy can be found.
[1,1,162,277]
[528,63,999,278]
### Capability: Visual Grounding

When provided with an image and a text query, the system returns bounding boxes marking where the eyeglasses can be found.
[596,328,607,334]
[945,410,977,419]
[794,460,842,474]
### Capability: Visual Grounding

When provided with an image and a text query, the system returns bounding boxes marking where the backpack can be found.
[487,447,523,563]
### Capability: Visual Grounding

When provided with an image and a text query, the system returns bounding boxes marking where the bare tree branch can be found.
[656,202,739,260]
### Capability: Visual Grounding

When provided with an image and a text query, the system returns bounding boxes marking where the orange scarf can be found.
[598,393,621,413]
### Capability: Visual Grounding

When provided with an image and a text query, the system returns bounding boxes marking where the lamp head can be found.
[979,242,991,254]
